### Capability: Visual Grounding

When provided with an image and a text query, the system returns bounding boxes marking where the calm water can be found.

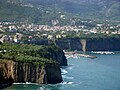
[4,53,120,90]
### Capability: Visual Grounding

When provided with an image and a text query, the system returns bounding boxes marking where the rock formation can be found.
[0,40,67,89]
[0,60,62,89]
[46,48,67,66]
[28,38,120,51]
[55,38,120,51]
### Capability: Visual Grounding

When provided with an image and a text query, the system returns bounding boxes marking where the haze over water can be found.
[5,53,120,90]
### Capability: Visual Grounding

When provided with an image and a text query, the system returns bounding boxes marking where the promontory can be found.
[0,43,67,89]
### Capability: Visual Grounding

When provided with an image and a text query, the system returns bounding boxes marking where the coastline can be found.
[64,51,97,59]
[64,51,120,59]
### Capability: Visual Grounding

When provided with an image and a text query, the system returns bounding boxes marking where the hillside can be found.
[24,0,120,20]
[0,0,119,24]
[0,0,71,25]
[63,0,120,20]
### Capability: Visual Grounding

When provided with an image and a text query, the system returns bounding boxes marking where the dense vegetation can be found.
[0,0,70,25]
[0,43,60,65]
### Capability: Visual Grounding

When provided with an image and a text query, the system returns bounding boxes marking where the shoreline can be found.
[64,51,120,59]
[64,51,97,59]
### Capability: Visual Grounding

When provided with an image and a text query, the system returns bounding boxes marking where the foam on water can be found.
[61,69,68,75]
[68,67,73,70]
[13,82,37,85]
[61,81,82,86]
[61,82,74,85]
[62,75,74,79]
[37,87,50,90]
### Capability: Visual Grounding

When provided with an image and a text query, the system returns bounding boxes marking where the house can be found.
[47,35,53,40]
[56,35,61,39]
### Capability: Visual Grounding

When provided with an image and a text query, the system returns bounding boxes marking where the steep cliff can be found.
[0,60,62,89]
[44,46,67,66]
[55,38,83,51]
[55,38,120,51]
[86,38,120,51]
[24,41,67,66]
[80,39,86,52]
[0,43,67,89]
[24,38,120,51]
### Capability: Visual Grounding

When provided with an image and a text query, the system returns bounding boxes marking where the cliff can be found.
[55,38,83,51]
[0,43,67,89]
[27,38,120,51]
[86,38,120,51]
[24,41,67,66]
[0,59,62,89]
[44,45,67,66]
[55,38,120,51]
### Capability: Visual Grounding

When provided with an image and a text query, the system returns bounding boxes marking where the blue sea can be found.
[4,52,120,90]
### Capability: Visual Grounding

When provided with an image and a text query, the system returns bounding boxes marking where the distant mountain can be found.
[24,0,120,20]
[0,0,71,25]
[61,0,120,20]
[0,0,41,23]
[0,0,119,24]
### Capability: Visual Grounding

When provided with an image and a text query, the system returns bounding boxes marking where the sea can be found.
[4,52,120,90]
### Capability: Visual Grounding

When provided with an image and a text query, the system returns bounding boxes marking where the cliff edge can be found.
[0,43,67,89]
[0,60,62,89]
[55,38,120,51]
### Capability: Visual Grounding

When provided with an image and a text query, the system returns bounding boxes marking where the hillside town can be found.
[0,21,120,43]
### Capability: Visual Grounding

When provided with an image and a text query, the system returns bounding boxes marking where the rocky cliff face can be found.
[86,38,120,51]
[26,38,120,51]
[47,48,67,66]
[27,41,67,66]
[55,38,120,51]
[0,60,62,89]
[55,38,83,51]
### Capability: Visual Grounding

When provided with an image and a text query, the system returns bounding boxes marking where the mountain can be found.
[0,0,40,23]
[24,0,120,20]
[0,0,71,25]
[0,0,119,24]
[62,0,120,20]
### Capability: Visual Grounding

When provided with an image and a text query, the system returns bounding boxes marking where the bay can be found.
[4,53,120,90]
